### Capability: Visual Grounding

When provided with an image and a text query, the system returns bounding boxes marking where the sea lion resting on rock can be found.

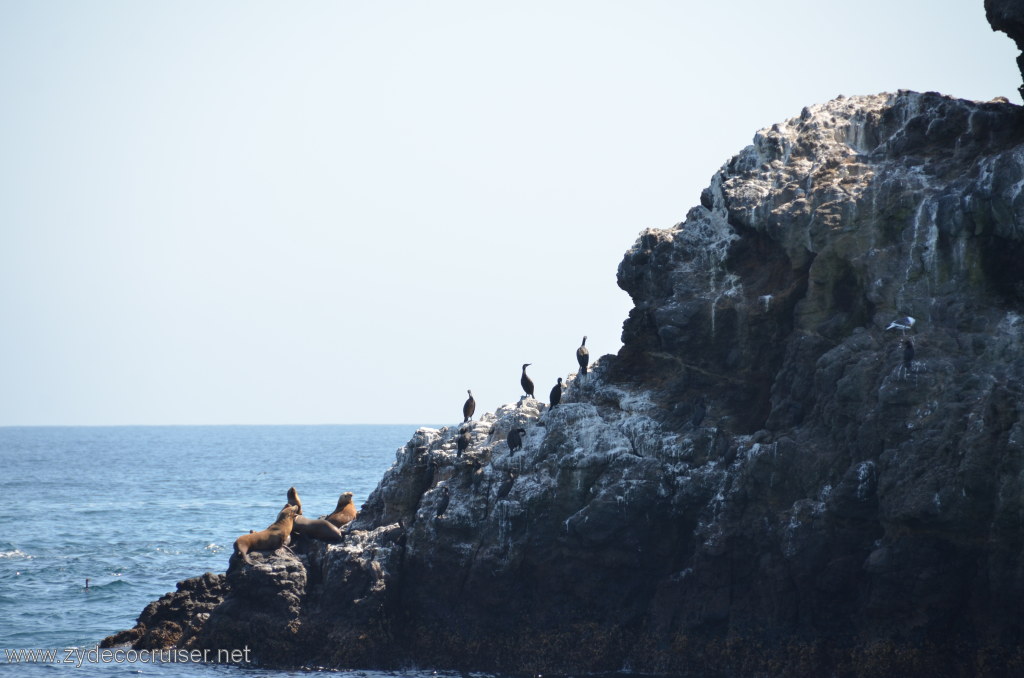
[287,486,302,514]
[292,514,343,542]
[284,486,341,541]
[233,504,299,564]
[325,492,357,528]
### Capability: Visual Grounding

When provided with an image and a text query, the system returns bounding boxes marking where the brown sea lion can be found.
[292,515,343,542]
[233,504,299,564]
[287,487,302,515]
[325,492,357,527]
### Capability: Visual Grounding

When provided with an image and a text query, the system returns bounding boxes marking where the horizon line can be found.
[0,422,443,429]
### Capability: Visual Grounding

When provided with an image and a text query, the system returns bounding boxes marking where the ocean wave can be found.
[0,549,32,560]
[0,424,409,669]
[83,578,130,591]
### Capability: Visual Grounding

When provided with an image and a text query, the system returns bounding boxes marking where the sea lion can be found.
[292,515,343,542]
[326,492,358,528]
[287,487,302,515]
[233,504,299,564]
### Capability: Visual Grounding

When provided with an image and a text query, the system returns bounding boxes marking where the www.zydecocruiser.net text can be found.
[3,646,252,667]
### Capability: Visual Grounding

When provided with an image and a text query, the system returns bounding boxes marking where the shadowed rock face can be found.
[987,0,1024,96]
[609,91,1024,669]
[106,25,1024,678]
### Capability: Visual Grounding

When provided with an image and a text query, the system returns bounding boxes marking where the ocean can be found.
[0,424,482,677]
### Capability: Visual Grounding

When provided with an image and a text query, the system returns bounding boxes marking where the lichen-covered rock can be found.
[109,15,1024,676]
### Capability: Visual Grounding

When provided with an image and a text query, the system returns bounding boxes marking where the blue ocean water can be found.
[0,425,473,677]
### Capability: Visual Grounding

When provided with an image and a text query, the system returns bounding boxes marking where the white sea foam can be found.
[0,549,32,559]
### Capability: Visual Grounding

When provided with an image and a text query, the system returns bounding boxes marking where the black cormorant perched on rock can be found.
[577,336,589,375]
[462,389,476,423]
[691,397,707,428]
[903,338,915,370]
[520,364,534,399]
[549,377,563,408]
[457,427,470,457]
[507,427,526,454]
[435,486,450,517]
[496,470,517,499]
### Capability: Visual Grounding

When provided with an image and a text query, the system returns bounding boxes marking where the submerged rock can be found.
[106,15,1024,678]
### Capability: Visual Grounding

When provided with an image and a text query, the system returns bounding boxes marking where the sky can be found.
[1,1,1020,427]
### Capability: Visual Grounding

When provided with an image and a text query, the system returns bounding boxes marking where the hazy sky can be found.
[1,1,1020,426]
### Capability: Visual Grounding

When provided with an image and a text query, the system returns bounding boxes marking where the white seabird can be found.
[886,316,916,332]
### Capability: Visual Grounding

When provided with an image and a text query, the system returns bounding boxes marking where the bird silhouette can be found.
[507,427,526,454]
[549,377,563,408]
[435,486,450,517]
[577,336,589,375]
[496,470,517,499]
[520,364,534,399]
[903,338,915,370]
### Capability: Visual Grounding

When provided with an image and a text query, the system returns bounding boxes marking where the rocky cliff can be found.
[105,8,1024,677]
[987,0,1024,98]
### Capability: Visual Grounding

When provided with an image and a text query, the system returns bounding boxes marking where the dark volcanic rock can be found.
[109,19,1024,677]
[986,0,1024,97]
[101,571,227,650]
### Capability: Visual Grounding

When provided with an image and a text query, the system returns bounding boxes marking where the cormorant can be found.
[457,427,470,457]
[436,486,450,517]
[496,470,517,499]
[691,397,707,428]
[507,427,526,454]
[577,336,589,375]
[549,377,563,408]
[903,338,915,371]
[520,364,534,399]
[462,389,476,423]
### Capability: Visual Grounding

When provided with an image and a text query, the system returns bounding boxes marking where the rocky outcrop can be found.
[101,572,227,650]
[607,90,1024,675]
[986,0,1024,97]
[106,15,1024,677]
